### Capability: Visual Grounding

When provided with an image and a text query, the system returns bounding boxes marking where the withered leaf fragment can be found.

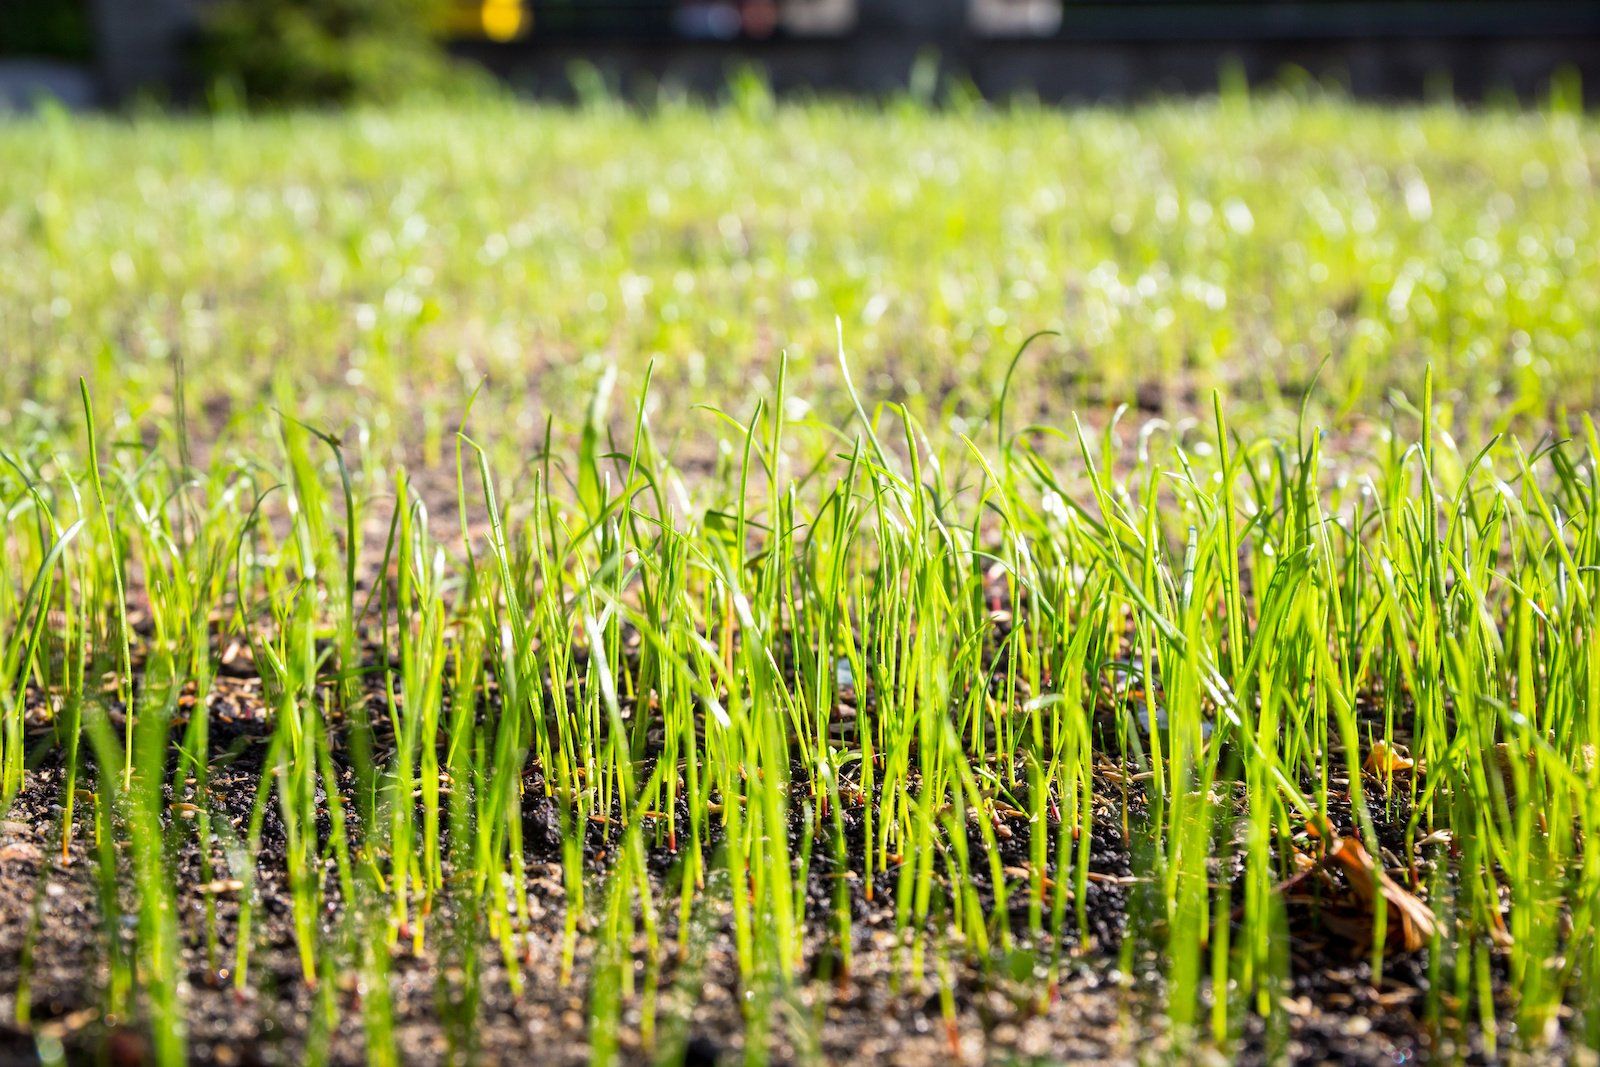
[1324,834,1439,953]
[1364,739,1415,776]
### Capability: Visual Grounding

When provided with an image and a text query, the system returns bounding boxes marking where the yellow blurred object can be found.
[440,0,525,41]
[482,0,524,41]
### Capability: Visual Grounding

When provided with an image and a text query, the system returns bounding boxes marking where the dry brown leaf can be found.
[1324,835,1439,953]
[1364,740,1415,776]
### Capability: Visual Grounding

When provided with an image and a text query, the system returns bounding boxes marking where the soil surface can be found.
[0,656,1475,1067]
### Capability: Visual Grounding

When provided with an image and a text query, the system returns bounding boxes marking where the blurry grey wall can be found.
[857,0,963,33]
[89,0,198,100]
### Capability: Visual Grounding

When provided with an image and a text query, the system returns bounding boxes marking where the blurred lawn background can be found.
[4,87,1597,469]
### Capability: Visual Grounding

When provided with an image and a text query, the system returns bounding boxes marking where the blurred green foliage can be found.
[197,0,490,107]
[0,0,92,60]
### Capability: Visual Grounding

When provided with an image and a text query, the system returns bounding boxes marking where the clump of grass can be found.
[16,356,1600,1061]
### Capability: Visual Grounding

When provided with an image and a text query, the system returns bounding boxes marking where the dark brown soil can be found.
[0,667,1477,1067]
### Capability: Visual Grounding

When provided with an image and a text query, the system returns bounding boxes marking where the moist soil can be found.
[0,659,1495,1066]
